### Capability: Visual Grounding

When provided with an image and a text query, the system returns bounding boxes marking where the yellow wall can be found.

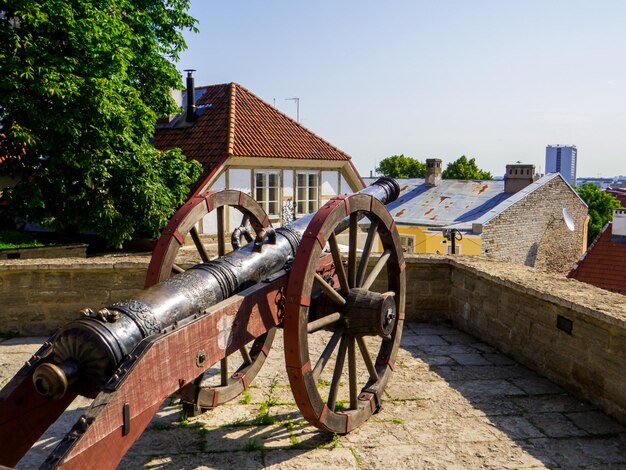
[395,225,483,255]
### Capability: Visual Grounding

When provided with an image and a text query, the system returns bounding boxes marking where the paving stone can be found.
[565,411,626,435]
[3,322,626,470]
[431,365,535,382]
[449,379,527,398]
[441,332,479,345]
[487,415,545,439]
[511,394,597,414]
[527,412,587,438]
[406,322,456,335]
[509,376,564,395]
[449,353,492,366]
[483,353,517,366]
[418,343,478,355]
[264,448,359,469]
[401,334,449,347]
[121,451,265,469]
[528,436,626,467]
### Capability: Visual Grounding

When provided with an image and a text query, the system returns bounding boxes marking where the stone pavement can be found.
[2,322,626,469]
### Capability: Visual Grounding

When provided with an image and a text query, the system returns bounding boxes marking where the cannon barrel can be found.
[33,178,400,399]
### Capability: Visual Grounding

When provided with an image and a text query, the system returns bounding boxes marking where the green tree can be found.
[376,155,426,178]
[575,184,621,245]
[0,1,201,247]
[442,156,492,180]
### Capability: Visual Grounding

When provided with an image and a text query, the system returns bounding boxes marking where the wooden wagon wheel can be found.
[146,189,277,414]
[284,193,405,434]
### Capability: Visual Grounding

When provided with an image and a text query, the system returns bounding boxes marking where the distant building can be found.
[568,209,626,294]
[546,145,577,186]
[365,161,588,273]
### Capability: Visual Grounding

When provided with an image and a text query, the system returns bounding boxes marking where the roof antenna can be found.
[285,97,300,122]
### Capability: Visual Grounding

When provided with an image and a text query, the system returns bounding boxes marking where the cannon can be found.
[0,178,405,469]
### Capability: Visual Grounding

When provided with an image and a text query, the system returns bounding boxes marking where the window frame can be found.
[253,170,281,218]
[295,170,320,218]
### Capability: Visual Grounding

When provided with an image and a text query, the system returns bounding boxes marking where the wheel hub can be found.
[343,288,397,339]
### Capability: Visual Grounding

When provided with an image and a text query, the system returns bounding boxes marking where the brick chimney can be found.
[426,159,442,186]
[504,164,536,193]
[612,209,626,242]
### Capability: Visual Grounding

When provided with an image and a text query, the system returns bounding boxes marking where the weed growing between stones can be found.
[244,438,262,451]
[256,375,279,425]
[240,389,251,404]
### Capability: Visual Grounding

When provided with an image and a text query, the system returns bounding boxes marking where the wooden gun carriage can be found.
[0,178,405,469]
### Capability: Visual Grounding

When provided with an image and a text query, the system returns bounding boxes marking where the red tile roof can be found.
[568,223,626,294]
[154,83,353,193]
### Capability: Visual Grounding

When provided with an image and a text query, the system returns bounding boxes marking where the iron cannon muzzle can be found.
[32,361,79,400]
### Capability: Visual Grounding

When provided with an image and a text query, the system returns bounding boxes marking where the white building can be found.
[154,78,364,234]
[545,145,577,186]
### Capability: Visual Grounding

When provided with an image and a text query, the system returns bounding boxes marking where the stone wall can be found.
[445,256,626,424]
[0,257,148,335]
[1,253,625,424]
[481,176,588,273]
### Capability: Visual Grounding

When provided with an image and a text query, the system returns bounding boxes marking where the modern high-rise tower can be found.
[545,145,577,186]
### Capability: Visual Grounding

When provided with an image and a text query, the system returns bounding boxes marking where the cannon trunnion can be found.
[0,178,405,469]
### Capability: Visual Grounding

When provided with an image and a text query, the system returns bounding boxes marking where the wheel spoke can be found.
[307,312,343,334]
[348,337,357,409]
[220,357,228,386]
[216,206,225,257]
[329,233,349,294]
[356,220,379,288]
[362,250,391,290]
[172,263,185,274]
[327,335,348,412]
[348,213,358,288]
[240,213,250,228]
[356,336,379,382]
[312,327,343,381]
[240,347,252,366]
[190,226,210,263]
[314,273,346,306]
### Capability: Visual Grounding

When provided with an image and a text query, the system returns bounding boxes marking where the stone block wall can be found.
[481,176,588,273]
[1,253,625,424]
[447,257,626,424]
[0,257,148,335]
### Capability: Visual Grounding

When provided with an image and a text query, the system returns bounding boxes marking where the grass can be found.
[256,375,279,425]
[0,229,44,250]
[334,400,347,412]
[239,389,251,404]
[244,438,262,451]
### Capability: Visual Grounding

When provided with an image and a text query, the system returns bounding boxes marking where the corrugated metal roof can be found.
[365,174,560,229]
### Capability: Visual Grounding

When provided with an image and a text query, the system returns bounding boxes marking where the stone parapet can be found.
[0,253,625,424]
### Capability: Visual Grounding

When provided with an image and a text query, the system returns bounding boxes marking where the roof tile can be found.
[568,223,626,294]
[154,83,352,193]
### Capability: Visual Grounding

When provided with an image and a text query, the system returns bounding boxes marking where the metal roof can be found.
[364,174,562,230]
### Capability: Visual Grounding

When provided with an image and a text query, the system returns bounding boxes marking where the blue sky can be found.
[178,1,626,178]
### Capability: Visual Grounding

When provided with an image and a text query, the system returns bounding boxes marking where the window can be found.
[255,170,280,217]
[400,235,415,254]
[296,171,319,216]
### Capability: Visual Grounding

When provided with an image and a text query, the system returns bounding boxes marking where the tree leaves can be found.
[575,183,621,245]
[0,1,200,247]
[442,156,492,180]
[376,155,426,178]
